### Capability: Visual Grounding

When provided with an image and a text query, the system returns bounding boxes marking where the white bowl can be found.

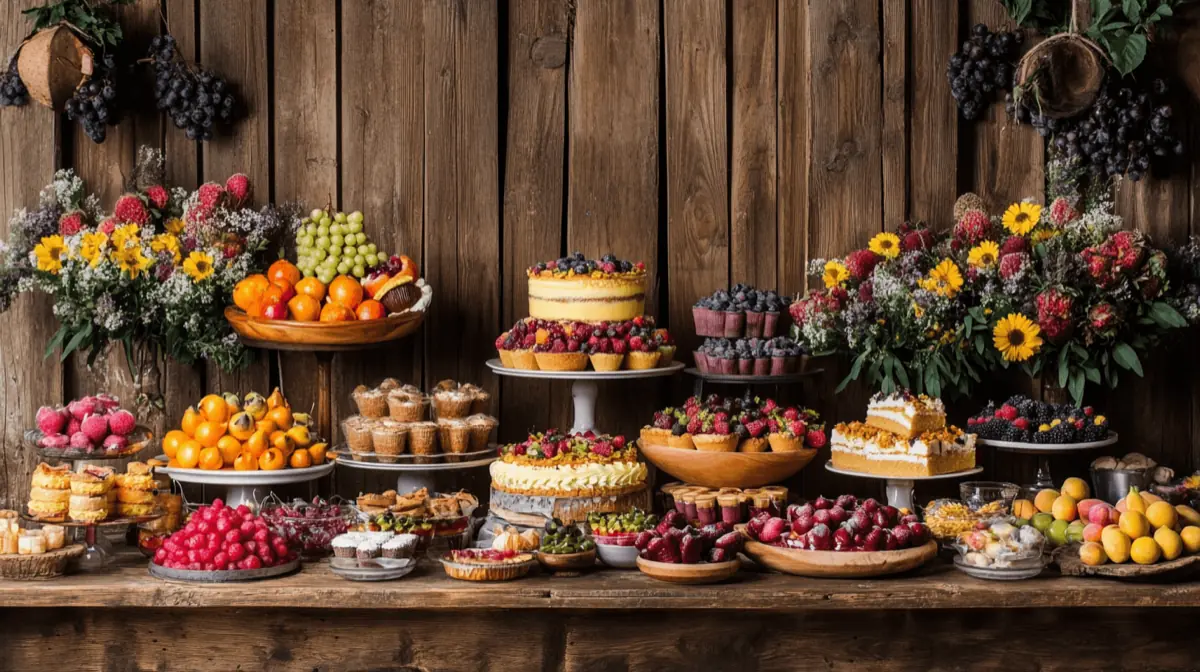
[595,541,640,569]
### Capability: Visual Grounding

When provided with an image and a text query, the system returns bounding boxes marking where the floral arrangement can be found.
[790,189,1188,403]
[0,147,294,372]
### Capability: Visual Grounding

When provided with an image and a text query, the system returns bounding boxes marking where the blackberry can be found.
[1000,423,1026,442]
[978,419,1008,440]
[1043,423,1075,444]
[734,424,750,439]
[671,423,686,436]
[1082,423,1108,442]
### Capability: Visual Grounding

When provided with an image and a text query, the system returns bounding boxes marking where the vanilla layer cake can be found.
[831,422,975,477]
[490,457,648,498]
[865,392,946,439]
[527,274,646,322]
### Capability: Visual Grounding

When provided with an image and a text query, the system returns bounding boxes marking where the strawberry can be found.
[767,418,780,433]
[566,338,581,352]
[761,399,778,413]
[713,421,731,435]
[783,407,800,421]
[628,335,645,351]
[744,419,767,438]
[679,534,703,564]
[686,418,702,435]
[611,435,626,449]
[805,428,827,448]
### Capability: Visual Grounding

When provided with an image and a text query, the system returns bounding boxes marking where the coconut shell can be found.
[1015,33,1104,119]
[375,277,422,314]
[17,26,94,110]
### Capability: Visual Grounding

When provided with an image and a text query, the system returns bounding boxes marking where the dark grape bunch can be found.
[0,55,30,108]
[147,35,238,141]
[947,24,1023,120]
[64,53,119,143]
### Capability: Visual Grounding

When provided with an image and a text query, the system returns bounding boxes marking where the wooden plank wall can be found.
[1,0,1198,508]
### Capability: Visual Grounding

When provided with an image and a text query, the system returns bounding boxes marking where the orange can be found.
[246,430,270,459]
[307,443,328,465]
[320,302,355,322]
[289,449,312,469]
[167,459,181,468]
[216,436,243,467]
[267,405,293,431]
[180,406,203,437]
[233,275,270,312]
[355,299,385,321]
[268,259,301,288]
[266,388,288,410]
[294,277,327,302]
[194,421,227,448]
[233,451,259,471]
[227,412,254,441]
[199,394,229,424]
[198,446,224,471]
[176,439,202,469]
[162,430,188,459]
[363,272,389,299]
[272,432,296,457]
[255,419,278,435]
[328,275,364,310]
[258,448,286,471]
[395,255,419,282]
[287,294,321,322]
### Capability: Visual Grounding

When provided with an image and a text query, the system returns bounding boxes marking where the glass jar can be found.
[762,486,789,517]
[680,492,699,522]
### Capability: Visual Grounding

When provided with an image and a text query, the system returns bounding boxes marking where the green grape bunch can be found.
[294,208,384,284]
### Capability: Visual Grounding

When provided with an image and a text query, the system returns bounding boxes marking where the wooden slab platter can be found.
[740,536,938,578]
[224,306,424,351]
[636,556,740,584]
[1054,543,1200,582]
[638,440,817,489]
[0,543,84,580]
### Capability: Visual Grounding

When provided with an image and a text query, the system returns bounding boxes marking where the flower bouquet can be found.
[0,147,294,373]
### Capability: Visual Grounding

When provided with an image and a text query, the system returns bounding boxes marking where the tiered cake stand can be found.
[824,461,984,512]
[22,511,165,571]
[331,447,499,493]
[153,458,335,509]
[978,433,1118,489]
[485,359,684,433]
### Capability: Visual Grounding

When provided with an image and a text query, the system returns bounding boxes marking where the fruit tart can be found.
[439,548,536,582]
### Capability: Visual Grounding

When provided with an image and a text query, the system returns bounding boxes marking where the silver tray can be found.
[329,556,417,581]
[952,554,1046,581]
[148,557,301,583]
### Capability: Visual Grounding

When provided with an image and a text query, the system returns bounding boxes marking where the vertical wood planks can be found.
[776,0,807,297]
[907,0,957,229]
[880,0,907,227]
[730,0,778,290]
[501,0,569,440]
[0,0,62,509]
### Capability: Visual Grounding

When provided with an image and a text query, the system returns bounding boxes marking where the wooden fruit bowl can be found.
[739,535,937,578]
[637,440,817,489]
[224,306,424,351]
[636,556,740,584]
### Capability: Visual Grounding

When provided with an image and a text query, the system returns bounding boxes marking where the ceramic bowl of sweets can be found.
[586,509,657,568]
[951,517,1046,580]
[259,496,354,560]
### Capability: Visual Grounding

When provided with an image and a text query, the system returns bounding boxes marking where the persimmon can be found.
[227,412,254,441]
[286,425,311,448]
[287,294,321,322]
[307,443,328,465]
[289,449,312,469]
[180,406,203,437]
[271,431,295,456]
[295,277,327,302]
[217,435,243,467]
[258,448,286,471]
[199,394,229,424]
[176,440,202,469]
[355,299,386,321]
[233,451,259,471]
[222,392,241,416]
[255,419,278,435]
[266,388,288,410]
[328,275,364,310]
[268,259,301,288]
[267,405,293,431]
[319,302,355,322]
[194,421,227,448]
[198,446,224,470]
[233,275,270,312]
[162,430,188,459]
[246,430,270,459]
[243,391,267,419]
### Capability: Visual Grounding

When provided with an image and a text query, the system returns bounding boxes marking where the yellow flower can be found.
[1031,228,1060,244]
[967,241,1000,268]
[1001,202,1041,236]
[868,232,901,259]
[111,224,141,250]
[113,245,153,279]
[912,302,925,318]
[79,232,108,268]
[183,251,215,282]
[918,258,964,297]
[150,234,182,264]
[992,313,1043,362]
[34,235,66,274]
[822,260,849,289]
[164,218,185,235]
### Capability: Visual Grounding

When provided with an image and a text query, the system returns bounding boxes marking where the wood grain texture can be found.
[336,0,425,446]
[881,0,907,227]
[730,0,777,289]
[500,0,569,440]
[0,0,62,510]
[907,0,957,229]
[200,0,271,399]
[272,0,338,419]
[776,0,807,297]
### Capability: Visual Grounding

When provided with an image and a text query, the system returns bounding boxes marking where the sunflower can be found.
[164,217,185,235]
[868,232,901,259]
[967,241,1000,269]
[183,250,215,282]
[33,235,66,274]
[79,232,108,268]
[150,233,182,264]
[110,224,141,250]
[113,245,153,279]
[918,258,964,297]
[1002,202,1041,236]
[822,260,850,289]
[993,313,1043,362]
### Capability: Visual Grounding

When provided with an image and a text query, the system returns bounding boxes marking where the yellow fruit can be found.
[227,412,255,441]
[199,394,229,424]
[243,392,267,420]
[1180,526,1200,554]
[1119,510,1150,540]
[1034,488,1059,514]
[1079,541,1107,566]
[292,412,312,428]
[1061,477,1090,501]
[162,430,188,459]
[1146,501,1179,531]
[1130,536,1161,565]
[1101,525,1132,564]
[266,387,288,410]
[180,406,203,437]
[1176,505,1200,528]
[1052,494,1078,522]
[193,421,227,448]
[1154,527,1183,561]
[222,392,241,416]
[216,435,243,467]
[285,425,312,448]
[1012,499,1036,519]
[1124,487,1147,514]
[266,405,293,431]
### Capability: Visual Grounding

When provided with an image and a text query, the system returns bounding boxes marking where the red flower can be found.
[113,194,150,225]
[58,211,85,237]
[1047,196,1078,226]
[953,210,992,247]
[145,185,170,210]
[1035,288,1074,342]
[844,249,880,280]
[998,252,1026,280]
[901,228,934,252]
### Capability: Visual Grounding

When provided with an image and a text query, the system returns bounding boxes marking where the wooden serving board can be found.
[636,556,740,584]
[0,543,84,580]
[741,537,937,578]
[638,440,817,489]
[1054,543,1200,582]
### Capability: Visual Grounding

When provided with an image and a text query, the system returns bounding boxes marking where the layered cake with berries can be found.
[495,317,673,372]
[830,421,975,477]
[640,394,827,454]
[527,253,647,323]
[489,430,650,524]
[865,391,946,439]
[967,396,1111,444]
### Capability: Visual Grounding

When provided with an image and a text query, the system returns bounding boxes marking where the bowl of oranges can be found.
[226,256,430,350]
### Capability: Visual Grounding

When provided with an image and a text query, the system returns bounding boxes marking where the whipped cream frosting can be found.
[490,460,648,492]
[831,426,974,462]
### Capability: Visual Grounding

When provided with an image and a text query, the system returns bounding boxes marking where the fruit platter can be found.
[586,509,658,568]
[27,395,152,460]
[631,509,745,584]
[259,496,354,561]
[637,394,825,489]
[537,518,598,574]
[738,494,937,578]
[149,499,301,582]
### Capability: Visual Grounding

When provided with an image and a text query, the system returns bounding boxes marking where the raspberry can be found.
[767,418,780,433]
[1013,417,1030,431]
[591,441,613,457]
[628,335,644,351]
[994,404,1018,421]
[714,421,731,435]
[805,429,827,448]
[761,399,778,414]
[789,420,807,436]
[551,340,567,353]
[686,418,702,435]
[566,338,580,352]
[522,333,537,348]
[653,412,673,429]
[744,419,767,438]
[783,407,800,421]
[494,335,507,350]
[611,339,627,355]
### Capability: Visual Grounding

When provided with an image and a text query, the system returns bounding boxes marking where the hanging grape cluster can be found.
[947,24,1023,120]
[64,53,120,143]
[147,35,238,141]
[0,55,29,108]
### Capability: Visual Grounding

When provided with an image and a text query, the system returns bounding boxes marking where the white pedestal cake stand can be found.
[153,458,335,508]
[333,452,498,492]
[485,359,684,433]
[978,433,1118,489]
[824,461,984,512]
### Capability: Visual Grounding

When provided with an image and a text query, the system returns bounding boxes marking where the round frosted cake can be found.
[526,254,646,323]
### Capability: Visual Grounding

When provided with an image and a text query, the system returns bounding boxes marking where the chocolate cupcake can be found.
[371,421,410,463]
[387,391,429,422]
[466,414,497,452]
[352,385,388,418]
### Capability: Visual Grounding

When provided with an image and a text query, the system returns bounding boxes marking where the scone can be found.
[70,466,116,496]
[31,463,71,490]
[68,494,108,522]
[116,502,157,517]
[116,488,155,505]
[27,499,68,518]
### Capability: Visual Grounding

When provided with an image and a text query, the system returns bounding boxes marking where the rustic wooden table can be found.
[2,556,1197,670]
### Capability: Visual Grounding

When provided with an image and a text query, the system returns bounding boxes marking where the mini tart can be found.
[508,349,539,370]
[692,433,739,453]
[497,348,516,368]
[739,437,768,453]
[116,488,155,505]
[589,352,624,372]
[386,392,429,422]
[533,351,588,372]
[441,549,534,582]
[28,487,71,504]
[625,350,661,370]
[352,385,388,418]
[640,427,670,447]
[116,502,157,517]
[70,468,115,496]
[666,433,695,450]
[30,463,71,490]
[767,433,805,453]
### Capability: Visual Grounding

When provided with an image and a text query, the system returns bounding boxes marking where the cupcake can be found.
[377,378,403,392]
[438,418,472,461]
[468,388,491,415]
[341,416,376,456]
[356,540,383,562]
[409,421,440,463]
[332,535,359,558]
[371,421,410,463]
[351,385,388,418]
[466,414,497,452]
[387,392,429,422]
[432,387,473,419]
[382,533,419,559]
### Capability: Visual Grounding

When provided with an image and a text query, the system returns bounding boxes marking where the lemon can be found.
[1101,525,1132,564]
[1154,527,1183,561]
[1146,501,1179,531]
[1130,536,1162,565]
[1061,477,1090,501]
[1119,510,1150,540]
[1181,526,1200,554]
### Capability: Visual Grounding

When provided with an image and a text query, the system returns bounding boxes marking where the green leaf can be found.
[60,324,93,362]
[894,360,911,389]
[835,370,856,394]
[1123,0,1143,22]
[1009,0,1034,24]
[1058,346,1071,388]
[44,324,68,360]
[1069,370,1086,406]
[848,351,868,382]
[1108,33,1148,76]
[1151,301,1188,328]
[964,315,974,335]
[1112,342,1144,376]
[975,334,986,355]
[1155,4,1174,18]
[1084,365,1101,384]
[924,366,942,399]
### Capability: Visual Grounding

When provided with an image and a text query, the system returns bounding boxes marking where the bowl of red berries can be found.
[149,499,300,582]
[259,496,354,561]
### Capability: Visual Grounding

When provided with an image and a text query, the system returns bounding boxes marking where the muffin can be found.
[377,378,403,392]
[351,385,388,418]
[341,416,376,456]
[466,415,497,452]
[409,422,440,464]
[332,535,359,558]
[466,386,491,415]
[356,540,383,562]
[438,418,472,461]
[371,421,410,463]
[382,533,419,560]
[70,468,115,496]
[387,391,429,422]
[432,387,473,419]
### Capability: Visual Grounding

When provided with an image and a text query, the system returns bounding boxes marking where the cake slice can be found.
[830,421,975,477]
[865,391,946,439]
